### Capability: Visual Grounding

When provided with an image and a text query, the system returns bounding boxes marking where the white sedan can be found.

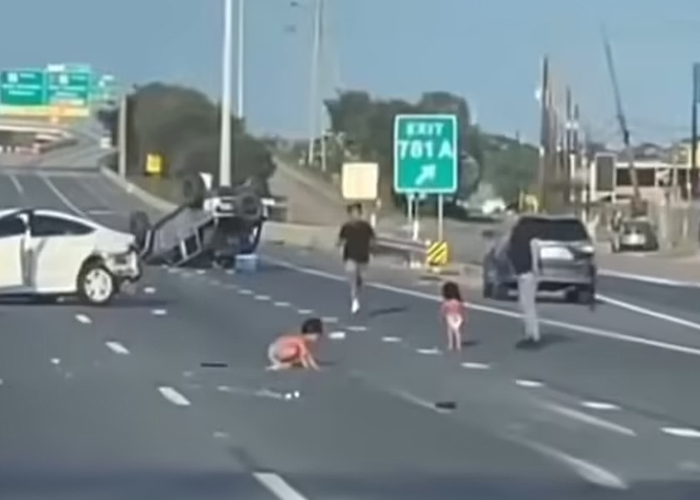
[0,208,141,305]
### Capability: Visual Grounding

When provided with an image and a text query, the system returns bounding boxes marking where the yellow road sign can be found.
[426,240,449,267]
[145,153,162,175]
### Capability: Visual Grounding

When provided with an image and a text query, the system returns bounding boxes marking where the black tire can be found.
[566,286,594,304]
[182,173,206,209]
[482,277,493,298]
[77,261,116,306]
[129,211,151,251]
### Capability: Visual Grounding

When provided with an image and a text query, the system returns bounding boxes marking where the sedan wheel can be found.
[78,264,116,305]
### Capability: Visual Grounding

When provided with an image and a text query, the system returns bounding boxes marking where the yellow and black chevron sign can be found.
[425,240,449,267]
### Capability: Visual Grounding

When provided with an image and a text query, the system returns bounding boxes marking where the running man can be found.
[266,318,323,371]
[337,203,376,314]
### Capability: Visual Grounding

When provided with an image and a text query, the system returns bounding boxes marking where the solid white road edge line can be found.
[9,174,24,196]
[599,269,700,288]
[597,293,700,332]
[158,386,191,406]
[105,341,129,355]
[40,175,89,218]
[253,472,310,500]
[262,256,700,357]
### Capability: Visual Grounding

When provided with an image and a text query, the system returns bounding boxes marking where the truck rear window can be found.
[516,218,588,242]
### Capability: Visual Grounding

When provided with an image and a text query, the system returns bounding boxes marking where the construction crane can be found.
[601,26,645,216]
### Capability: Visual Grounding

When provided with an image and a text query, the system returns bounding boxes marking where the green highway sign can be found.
[47,70,92,106]
[0,69,46,106]
[393,114,458,194]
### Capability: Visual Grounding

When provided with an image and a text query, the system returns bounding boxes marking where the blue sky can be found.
[0,0,698,144]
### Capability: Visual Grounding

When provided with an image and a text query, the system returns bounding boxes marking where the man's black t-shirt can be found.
[339,220,375,263]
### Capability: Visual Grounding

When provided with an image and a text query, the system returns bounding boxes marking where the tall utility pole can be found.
[236,0,245,120]
[691,62,699,198]
[306,0,322,168]
[219,0,234,187]
[117,93,128,178]
[537,56,551,212]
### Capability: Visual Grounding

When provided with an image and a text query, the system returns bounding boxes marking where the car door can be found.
[28,212,96,293]
[0,211,29,293]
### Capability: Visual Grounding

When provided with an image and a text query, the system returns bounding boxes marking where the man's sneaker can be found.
[351,298,360,314]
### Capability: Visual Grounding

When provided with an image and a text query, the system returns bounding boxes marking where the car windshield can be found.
[622,221,648,234]
[518,218,589,242]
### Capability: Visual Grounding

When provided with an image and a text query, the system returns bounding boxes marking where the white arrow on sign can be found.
[415,164,436,186]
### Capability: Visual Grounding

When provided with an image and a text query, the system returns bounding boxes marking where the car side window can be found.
[0,215,26,237]
[31,214,94,237]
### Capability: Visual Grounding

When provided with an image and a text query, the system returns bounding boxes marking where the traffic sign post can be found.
[393,114,459,242]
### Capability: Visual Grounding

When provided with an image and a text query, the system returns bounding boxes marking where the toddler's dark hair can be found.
[441,281,462,302]
[301,317,323,335]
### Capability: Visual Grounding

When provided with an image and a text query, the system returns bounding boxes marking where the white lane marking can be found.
[328,331,346,340]
[274,301,291,307]
[254,295,271,301]
[226,269,236,275]
[515,379,544,388]
[262,256,700,358]
[382,336,402,343]
[9,174,23,196]
[598,293,700,332]
[196,270,206,275]
[322,316,338,323]
[581,401,620,411]
[158,386,191,406]
[238,289,253,295]
[544,402,636,437]
[105,341,130,355]
[75,314,92,324]
[461,362,491,370]
[347,325,367,332]
[213,431,230,439]
[41,175,88,217]
[662,427,700,438]
[143,286,156,294]
[523,439,628,489]
[51,358,61,365]
[416,347,441,355]
[297,308,314,314]
[151,309,167,316]
[599,269,700,288]
[253,472,310,500]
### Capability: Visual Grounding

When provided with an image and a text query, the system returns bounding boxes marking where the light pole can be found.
[236,0,245,119]
[306,0,322,167]
[219,0,234,187]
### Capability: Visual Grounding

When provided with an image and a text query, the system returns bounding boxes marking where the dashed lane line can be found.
[158,386,191,406]
[297,309,314,314]
[515,379,545,388]
[274,301,291,307]
[253,472,310,500]
[581,401,620,411]
[105,341,130,355]
[662,427,700,438]
[151,309,167,316]
[75,314,92,324]
[543,402,636,437]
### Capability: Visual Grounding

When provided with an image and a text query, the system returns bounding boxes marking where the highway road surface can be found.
[1,165,700,498]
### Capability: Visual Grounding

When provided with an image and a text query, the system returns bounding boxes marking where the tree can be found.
[96,82,275,189]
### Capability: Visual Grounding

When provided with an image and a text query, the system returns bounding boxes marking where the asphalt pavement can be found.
[1,165,700,498]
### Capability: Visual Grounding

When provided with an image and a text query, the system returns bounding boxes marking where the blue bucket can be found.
[235,254,258,273]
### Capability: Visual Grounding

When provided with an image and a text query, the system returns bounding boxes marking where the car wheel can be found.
[482,276,493,298]
[77,262,116,306]
[566,287,594,304]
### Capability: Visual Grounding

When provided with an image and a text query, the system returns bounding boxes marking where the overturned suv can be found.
[129,173,266,268]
